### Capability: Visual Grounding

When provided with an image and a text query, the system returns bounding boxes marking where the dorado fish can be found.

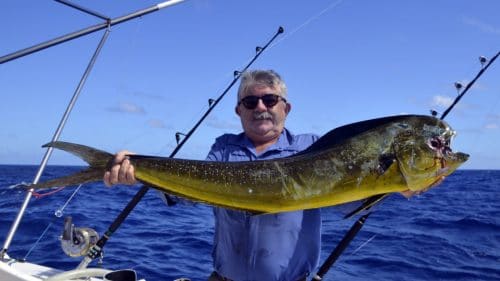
[32,115,468,213]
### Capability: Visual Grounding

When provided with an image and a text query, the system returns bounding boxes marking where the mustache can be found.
[253,112,273,120]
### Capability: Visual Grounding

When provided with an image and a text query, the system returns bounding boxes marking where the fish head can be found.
[392,116,469,191]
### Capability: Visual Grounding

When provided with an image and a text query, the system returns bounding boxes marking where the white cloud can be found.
[463,17,500,35]
[148,119,171,129]
[107,102,145,114]
[206,116,241,130]
[431,95,454,108]
[485,123,498,130]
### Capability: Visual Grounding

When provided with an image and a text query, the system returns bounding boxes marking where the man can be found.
[203,70,320,281]
[105,70,320,281]
[104,70,432,280]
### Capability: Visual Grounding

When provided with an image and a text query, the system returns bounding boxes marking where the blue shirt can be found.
[206,128,320,281]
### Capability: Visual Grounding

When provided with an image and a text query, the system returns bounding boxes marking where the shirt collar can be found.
[229,128,295,156]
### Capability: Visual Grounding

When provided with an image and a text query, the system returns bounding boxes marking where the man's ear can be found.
[285,102,291,115]
[235,105,241,116]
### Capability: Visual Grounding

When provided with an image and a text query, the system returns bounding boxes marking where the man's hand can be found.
[103,150,137,187]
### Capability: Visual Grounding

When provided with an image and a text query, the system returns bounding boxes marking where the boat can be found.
[2,1,498,280]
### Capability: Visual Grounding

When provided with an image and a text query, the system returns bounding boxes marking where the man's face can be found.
[236,84,291,145]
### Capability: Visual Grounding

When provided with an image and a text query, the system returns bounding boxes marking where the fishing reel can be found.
[60,216,99,257]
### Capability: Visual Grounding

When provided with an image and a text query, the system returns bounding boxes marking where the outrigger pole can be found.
[0,0,185,64]
[1,0,185,259]
[311,51,500,280]
[77,26,285,270]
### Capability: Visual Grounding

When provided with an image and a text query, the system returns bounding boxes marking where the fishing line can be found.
[54,184,83,217]
[348,234,377,256]
[269,0,345,50]
[22,184,83,260]
[203,0,346,92]
[23,222,53,261]
[31,186,66,199]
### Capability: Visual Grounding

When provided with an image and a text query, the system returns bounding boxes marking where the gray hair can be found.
[237,70,287,102]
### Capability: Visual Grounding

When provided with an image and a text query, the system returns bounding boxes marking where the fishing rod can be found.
[1,0,186,261]
[440,51,500,120]
[0,0,185,64]
[312,213,371,281]
[77,26,285,270]
[311,51,500,281]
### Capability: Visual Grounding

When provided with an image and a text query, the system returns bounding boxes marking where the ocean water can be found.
[0,165,499,281]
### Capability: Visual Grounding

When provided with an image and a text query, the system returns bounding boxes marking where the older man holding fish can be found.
[103,70,451,281]
[105,70,320,281]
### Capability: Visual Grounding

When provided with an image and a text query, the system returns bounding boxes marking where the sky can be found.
[1,0,499,169]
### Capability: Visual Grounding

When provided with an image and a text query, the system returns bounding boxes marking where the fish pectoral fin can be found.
[377,153,397,176]
[161,193,178,206]
[343,193,389,219]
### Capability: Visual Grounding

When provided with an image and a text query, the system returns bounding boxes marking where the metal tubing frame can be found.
[0,0,185,64]
[1,0,186,260]
[1,27,111,259]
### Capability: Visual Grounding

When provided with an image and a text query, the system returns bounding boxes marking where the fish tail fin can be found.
[43,141,113,167]
[32,141,113,189]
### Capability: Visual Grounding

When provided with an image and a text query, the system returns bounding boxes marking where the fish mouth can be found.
[446,152,469,164]
[435,166,450,177]
[426,134,469,171]
[434,151,469,177]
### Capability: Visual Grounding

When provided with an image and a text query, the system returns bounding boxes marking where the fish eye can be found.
[430,139,440,148]
[431,140,439,148]
[428,137,443,150]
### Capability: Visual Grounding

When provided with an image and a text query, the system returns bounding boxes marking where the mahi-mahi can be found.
[32,115,469,213]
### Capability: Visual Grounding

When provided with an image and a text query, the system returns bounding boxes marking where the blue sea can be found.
[0,166,499,281]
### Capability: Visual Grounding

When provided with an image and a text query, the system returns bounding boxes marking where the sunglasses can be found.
[238,94,287,110]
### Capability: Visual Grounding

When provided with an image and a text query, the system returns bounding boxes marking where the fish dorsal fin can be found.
[297,114,418,155]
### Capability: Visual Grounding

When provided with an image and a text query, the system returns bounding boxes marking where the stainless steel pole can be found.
[0,0,185,64]
[0,0,187,260]
[1,28,111,259]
